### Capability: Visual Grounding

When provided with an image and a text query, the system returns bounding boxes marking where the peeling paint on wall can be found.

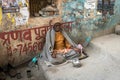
[62,0,95,43]
[0,0,29,31]
[62,0,120,44]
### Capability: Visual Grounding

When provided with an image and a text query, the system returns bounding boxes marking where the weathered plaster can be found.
[62,0,120,44]
[0,0,120,67]
[0,0,63,67]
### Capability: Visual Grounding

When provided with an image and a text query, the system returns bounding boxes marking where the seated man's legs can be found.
[51,49,80,64]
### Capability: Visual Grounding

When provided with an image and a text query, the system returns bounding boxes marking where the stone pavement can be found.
[38,34,120,80]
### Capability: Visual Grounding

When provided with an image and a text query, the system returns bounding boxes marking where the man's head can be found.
[53,22,62,32]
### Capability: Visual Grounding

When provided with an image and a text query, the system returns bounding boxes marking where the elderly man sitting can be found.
[41,22,88,65]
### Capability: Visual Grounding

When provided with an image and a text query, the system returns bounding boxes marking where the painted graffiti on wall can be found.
[0,26,50,56]
[0,22,72,56]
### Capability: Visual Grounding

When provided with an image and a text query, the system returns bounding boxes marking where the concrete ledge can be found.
[38,34,120,80]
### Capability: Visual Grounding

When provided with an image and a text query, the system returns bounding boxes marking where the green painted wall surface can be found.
[62,0,120,44]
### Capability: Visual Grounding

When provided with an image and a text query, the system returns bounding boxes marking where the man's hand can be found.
[73,48,81,52]
[51,50,57,58]
[69,45,79,51]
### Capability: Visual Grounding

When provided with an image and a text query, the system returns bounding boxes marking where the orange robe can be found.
[54,32,71,50]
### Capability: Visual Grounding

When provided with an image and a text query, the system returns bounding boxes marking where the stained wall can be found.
[0,0,120,67]
[0,0,63,67]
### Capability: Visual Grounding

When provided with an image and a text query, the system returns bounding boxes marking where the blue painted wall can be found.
[62,0,120,44]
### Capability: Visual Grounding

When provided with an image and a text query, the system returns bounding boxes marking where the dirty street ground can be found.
[6,34,120,80]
